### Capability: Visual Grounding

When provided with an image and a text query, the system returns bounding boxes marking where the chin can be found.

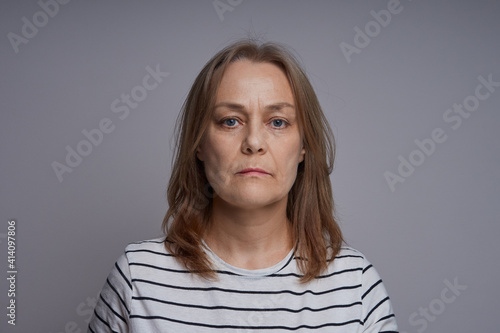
[224,191,287,209]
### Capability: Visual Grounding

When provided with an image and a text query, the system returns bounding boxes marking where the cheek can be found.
[276,140,304,178]
[199,131,221,163]
[200,138,234,183]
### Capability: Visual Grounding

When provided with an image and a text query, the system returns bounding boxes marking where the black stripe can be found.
[334,254,364,260]
[93,309,119,333]
[362,279,382,300]
[106,278,130,314]
[100,294,127,323]
[129,262,243,276]
[316,267,363,279]
[115,262,132,290]
[131,261,361,279]
[88,325,96,333]
[270,267,362,279]
[362,264,373,274]
[377,313,396,323]
[130,255,362,279]
[132,295,361,313]
[131,261,313,279]
[127,248,362,278]
[363,296,390,324]
[130,239,166,245]
[132,278,361,296]
[129,314,362,330]
[125,249,174,257]
[129,263,362,280]
[292,252,362,262]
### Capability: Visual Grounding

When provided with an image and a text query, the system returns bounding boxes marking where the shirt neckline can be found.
[201,239,295,278]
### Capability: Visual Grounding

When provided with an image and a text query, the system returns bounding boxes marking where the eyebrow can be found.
[214,102,295,112]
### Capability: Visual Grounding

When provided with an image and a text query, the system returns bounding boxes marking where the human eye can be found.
[270,118,288,129]
[220,117,240,127]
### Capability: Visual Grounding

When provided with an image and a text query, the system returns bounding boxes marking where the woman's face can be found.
[197,60,305,210]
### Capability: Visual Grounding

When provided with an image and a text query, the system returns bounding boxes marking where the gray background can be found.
[1,0,499,332]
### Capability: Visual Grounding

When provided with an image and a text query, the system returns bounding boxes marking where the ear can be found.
[196,145,204,161]
[299,146,305,163]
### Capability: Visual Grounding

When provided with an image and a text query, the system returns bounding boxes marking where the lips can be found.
[237,168,271,176]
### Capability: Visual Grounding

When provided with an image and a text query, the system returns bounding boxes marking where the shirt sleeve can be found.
[88,252,132,333]
[360,257,399,333]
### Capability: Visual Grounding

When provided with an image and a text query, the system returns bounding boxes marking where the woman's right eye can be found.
[223,118,239,127]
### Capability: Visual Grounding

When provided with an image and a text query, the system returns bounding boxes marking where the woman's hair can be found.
[162,39,343,283]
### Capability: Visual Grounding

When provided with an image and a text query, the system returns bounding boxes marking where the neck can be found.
[204,196,293,270]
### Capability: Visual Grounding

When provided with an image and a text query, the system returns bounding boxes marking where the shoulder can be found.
[119,236,187,276]
[107,237,170,274]
[121,236,174,264]
[335,246,366,260]
[124,236,168,254]
[333,247,398,329]
[322,246,382,282]
[328,246,370,270]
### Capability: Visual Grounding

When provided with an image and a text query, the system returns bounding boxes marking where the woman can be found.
[89,40,399,332]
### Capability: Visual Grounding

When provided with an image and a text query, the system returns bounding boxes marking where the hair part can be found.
[162,39,343,283]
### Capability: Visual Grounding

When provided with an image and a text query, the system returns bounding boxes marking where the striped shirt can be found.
[88,238,398,332]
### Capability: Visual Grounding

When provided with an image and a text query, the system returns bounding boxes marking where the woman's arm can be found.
[88,252,132,333]
[360,257,399,333]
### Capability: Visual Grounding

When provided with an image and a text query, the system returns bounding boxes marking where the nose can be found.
[241,120,267,155]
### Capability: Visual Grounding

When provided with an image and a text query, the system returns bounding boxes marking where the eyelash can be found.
[219,117,289,129]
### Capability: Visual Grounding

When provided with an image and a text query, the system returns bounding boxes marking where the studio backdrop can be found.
[1,0,499,332]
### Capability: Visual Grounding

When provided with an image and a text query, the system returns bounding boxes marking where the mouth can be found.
[237,168,271,176]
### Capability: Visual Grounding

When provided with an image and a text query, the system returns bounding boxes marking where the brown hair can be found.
[162,39,343,283]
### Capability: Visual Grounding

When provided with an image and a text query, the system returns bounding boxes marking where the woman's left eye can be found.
[223,118,239,127]
[271,119,286,128]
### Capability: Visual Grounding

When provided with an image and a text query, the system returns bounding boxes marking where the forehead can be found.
[215,60,294,103]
